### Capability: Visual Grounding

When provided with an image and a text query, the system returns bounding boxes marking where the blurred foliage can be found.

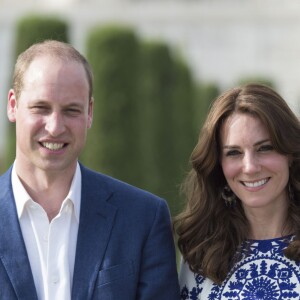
[81,26,141,185]
[238,76,275,89]
[194,82,220,134]
[136,41,196,215]
[80,26,198,216]
[3,14,69,171]
[14,15,68,56]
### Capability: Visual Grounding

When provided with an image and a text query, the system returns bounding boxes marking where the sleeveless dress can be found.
[179,235,300,299]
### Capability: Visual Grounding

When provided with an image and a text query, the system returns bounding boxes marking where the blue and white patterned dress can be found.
[179,235,300,299]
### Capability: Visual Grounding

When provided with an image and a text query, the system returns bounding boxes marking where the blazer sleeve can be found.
[136,199,180,299]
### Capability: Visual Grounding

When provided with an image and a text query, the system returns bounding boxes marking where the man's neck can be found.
[14,161,77,221]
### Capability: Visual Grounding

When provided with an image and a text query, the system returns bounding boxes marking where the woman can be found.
[174,83,300,299]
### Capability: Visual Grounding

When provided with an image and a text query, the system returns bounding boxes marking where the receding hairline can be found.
[13,40,93,100]
[16,40,86,61]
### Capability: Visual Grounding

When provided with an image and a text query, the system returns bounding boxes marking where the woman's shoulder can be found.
[179,258,214,300]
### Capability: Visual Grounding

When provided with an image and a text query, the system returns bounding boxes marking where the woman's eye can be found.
[225,150,241,157]
[258,145,274,152]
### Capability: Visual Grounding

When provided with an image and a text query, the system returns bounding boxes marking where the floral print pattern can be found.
[180,236,300,299]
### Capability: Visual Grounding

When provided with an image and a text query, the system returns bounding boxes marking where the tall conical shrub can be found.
[194,83,220,134]
[81,26,141,185]
[138,42,195,215]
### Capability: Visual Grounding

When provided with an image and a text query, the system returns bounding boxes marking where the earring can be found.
[288,181,295,202]
[222,184,237,207]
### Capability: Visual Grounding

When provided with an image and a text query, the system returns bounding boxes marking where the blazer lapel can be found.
[0,168,38,300]
[72,166,117,300]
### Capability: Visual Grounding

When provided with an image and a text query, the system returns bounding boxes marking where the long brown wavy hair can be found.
[174,83,300,284]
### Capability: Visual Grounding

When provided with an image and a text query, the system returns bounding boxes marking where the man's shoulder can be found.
[80,164,166,207]
[0,166,12,185]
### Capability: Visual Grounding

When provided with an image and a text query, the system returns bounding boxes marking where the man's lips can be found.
[39,142,66,150]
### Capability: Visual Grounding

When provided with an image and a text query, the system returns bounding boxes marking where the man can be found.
[0,40,179,299]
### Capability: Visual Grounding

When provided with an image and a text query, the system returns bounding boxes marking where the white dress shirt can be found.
[11,163,81,300]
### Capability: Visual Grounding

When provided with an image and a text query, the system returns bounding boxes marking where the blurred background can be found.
[1,0,300,216]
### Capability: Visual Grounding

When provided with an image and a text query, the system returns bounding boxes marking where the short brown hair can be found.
[12,39,93,100]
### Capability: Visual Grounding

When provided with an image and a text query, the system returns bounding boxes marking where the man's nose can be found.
[45,112,66,137]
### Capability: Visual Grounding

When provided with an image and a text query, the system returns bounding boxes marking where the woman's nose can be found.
[242,153,261,174]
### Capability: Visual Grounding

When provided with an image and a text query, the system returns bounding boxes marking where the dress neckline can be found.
[246,234,294,243]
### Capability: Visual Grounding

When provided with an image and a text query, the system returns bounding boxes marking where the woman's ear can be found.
[288,155,293,168]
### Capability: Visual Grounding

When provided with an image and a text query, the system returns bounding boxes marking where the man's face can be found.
[7,55,93,174]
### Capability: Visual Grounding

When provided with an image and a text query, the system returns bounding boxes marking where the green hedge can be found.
[81,26,141,185]
[138,42,196,215]
[194,83,220,133]
[14,15,68,56]
[81,27,196,216]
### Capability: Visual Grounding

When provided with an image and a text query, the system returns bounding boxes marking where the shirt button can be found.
[66,203,72,213]
[30,204,37,210]
[53,276,59,284]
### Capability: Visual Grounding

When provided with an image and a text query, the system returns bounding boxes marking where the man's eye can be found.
[30,106,48,112]
[65,108,81,115]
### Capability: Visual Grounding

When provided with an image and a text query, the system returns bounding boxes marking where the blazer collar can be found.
[0,165,116,299]
[0,167,38,299]
[72,165,117,299]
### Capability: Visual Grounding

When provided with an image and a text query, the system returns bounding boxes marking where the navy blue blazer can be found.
[0,164,180,299]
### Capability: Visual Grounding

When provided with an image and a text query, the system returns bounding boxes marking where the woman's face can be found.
[220,113,290,213]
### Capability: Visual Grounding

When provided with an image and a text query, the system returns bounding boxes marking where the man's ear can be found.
[87,98,94,129]
[7,89,17,122]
